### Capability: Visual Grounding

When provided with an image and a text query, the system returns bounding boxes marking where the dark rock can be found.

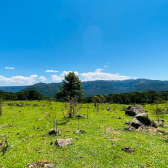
[125,105,146,116]
[125,120,131,125]
[135,113,151,126]
[121,147,134,153]
[55,138,73,147]
[132,118,142,129]
[75,115,84,119]
[48,129,61,136]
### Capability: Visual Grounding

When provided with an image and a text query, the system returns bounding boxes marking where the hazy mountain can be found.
[0,86,27,93]
[1,79,168,98]
[21,79,168,97]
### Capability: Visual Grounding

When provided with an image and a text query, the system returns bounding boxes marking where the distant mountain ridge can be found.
[1,79,168,97]
[0,86,27,93]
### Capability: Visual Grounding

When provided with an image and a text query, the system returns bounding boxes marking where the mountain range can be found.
[1,79,168,97]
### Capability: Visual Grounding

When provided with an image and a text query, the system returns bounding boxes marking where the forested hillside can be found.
[22,79,168,98]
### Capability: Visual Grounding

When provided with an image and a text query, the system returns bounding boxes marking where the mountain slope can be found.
[22,79,168,97]
[0,86,27,93]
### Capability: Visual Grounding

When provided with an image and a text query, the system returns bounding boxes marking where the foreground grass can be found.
[0,101,168,167]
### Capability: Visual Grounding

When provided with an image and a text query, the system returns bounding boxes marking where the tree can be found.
[55,72,84,102]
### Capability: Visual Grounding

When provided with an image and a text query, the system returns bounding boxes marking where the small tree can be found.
[55,72,84,102]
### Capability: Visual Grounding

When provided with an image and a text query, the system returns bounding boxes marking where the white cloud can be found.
[5,67,15,69]
[80,69,131,81]
[52,75,63,82]
[61,71,79,77]
[0,75,38,85]
[45,70,58,73]
[39,76,47,82]
[104,66,107,68]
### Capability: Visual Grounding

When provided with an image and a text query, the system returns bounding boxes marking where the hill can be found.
[22,79,168,98]
[0,86,27,93]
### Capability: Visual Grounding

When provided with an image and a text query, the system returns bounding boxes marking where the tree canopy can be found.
[55,72,84,102]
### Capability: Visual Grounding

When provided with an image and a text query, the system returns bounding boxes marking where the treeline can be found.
[0,90,44,101]
[82,90,168,104]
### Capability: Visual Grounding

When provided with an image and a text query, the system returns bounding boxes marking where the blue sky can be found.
[1,0,168,86]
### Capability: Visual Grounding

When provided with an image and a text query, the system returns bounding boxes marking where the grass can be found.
[0,101,168,167]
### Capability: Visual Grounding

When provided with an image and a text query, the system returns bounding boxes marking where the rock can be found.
[27,161,55,168]
[121,147,134,153]
[135,113,151,126]
[125,120,131,125]
[132,118,142,128]
[16,104,22,107]
[125,105,146,116]
[75,129,85,134]
[0,134,5,137]
[55,138,73,147]
[150,120,157,128]
[0,124,6,128]
[48,129,61,136]
[107,106,112,111]
[124,126,135,131]
[75,115,84,119]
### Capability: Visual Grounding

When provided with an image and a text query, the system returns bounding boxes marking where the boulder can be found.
[125,105,146,116]
[135,113,151,126]
[55,138,73,147]
[132,118,142,128]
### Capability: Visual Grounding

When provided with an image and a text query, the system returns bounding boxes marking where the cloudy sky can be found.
[1,0,168,86]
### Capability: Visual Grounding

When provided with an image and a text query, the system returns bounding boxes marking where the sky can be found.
[1,0,168,86]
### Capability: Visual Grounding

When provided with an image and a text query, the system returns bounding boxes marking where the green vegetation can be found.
[20,79,168,98]
[55,72,84,102]
[1,100,168,167]
[0,90,44,101]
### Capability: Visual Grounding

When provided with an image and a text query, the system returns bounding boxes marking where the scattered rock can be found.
[125,105,146,116]
[27,160,55,168]
[137,126,166,135]
[76,137,79,140]
[16,104,22,107]
[0,134,5,137]
[124,126,135,131]
[48,129,61,136]
[107,106,112,111]
[55,138,73,147]
[125,120,131,125]
[75,129,85,134]
[121,147,134,153]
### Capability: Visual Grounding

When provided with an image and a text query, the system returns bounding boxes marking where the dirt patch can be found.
[106,127,120,135]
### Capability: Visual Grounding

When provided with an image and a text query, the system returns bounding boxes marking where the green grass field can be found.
[0,101,168,167]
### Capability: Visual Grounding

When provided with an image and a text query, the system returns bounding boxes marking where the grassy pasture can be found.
[0,101,168,167]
